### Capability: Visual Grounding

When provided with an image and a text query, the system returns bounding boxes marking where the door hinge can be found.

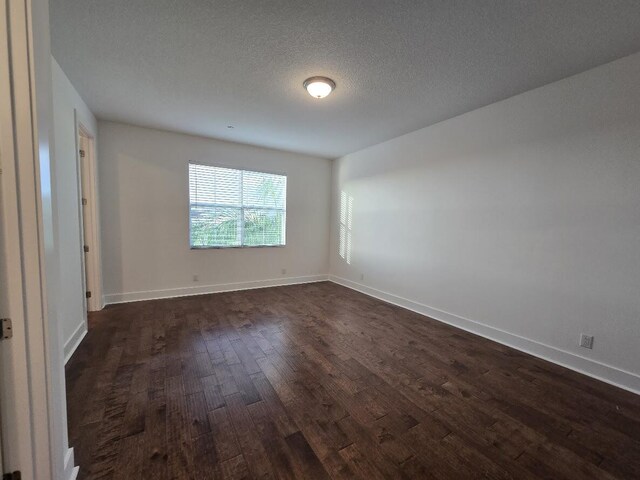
[79,149,85,158]
[86,291,92,299]
[84,245,90,253]
[82,197,88,206]
[3,471,21,479]
[1,318,12,339]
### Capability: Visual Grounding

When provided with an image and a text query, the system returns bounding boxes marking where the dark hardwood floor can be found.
[65,281,640,479]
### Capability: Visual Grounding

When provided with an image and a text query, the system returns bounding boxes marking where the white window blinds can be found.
[189,163,287,248]
[339,191,353,264]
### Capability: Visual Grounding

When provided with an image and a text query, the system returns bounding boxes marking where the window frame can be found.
[188,162,287,250]
[339,191,353,264]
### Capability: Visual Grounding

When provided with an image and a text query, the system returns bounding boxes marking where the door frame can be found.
[0,0,77,478]
[0,0,51,475]
[76,123,102,311]
[0,2,39,475]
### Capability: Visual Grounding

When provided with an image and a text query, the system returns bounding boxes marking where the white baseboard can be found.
[64,321,88,364]
[329,275,640,395]
[63,447,79,480]
[68,467,79,480]
[103,274,330,305]
[89,298,105,312]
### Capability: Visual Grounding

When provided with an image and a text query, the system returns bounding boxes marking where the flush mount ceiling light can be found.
[303,76,336,98]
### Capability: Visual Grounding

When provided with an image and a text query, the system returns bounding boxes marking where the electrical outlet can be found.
[281,268,287,275]
[579,334,594,349]
[193,274,199,282]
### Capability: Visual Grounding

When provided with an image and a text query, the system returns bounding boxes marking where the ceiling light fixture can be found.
[303,76,336,99]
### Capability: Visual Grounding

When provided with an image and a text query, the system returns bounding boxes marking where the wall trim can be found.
[63,447,79,480]
[103,274,330,305]
[63,321,88,364]
[329,275,640,395]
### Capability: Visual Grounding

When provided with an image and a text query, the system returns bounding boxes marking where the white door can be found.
[77,129,101,312]
[79,133,92,309]
[0,2,36,476]
[0,0,61,477]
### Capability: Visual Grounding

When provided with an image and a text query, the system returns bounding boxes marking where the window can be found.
[339,191,353,264]
[189,163,286,248]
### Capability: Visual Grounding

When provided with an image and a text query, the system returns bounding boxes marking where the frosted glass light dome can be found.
[303,76,336,98]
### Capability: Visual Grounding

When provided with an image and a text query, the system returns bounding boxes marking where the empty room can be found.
[1,1,640,479]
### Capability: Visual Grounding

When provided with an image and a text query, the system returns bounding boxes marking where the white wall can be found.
[51,57,97,360]
[330,52,640,393]
[98,121,332,303]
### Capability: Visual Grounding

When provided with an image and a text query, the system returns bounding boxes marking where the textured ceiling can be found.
[50,0,640,158]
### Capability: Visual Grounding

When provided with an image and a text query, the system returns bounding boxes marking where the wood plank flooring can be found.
[65,281,640,479]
